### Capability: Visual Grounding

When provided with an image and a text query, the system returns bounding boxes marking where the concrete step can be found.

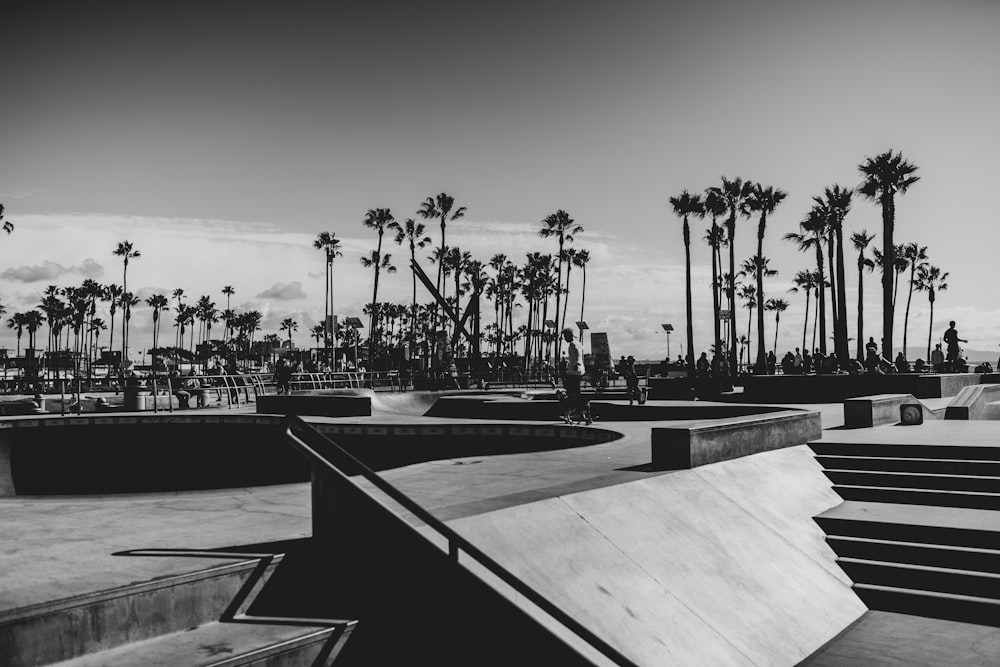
[827,536,1000,574]
[815,501,1000,550]
[0,555,283,667]
[825,469,1000,493]
[811,441,1000,461]
[51,618,353,667]
[854,583,1000,628]
[816,455,1000,476]
[833,484,1000,511]
[838,557,1000,600]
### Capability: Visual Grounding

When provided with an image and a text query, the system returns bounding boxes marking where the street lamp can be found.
[660,323,674,358]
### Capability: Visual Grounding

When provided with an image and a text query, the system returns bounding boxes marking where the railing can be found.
[284,415,635,666]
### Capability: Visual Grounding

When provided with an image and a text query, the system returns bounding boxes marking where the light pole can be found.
[660,323,674,359]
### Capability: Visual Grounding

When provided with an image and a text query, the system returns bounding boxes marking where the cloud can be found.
[0,258,105,283]
[1,260,66,282]
[256,281,307,300]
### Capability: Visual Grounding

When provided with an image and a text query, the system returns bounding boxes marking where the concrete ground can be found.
[2,391,998,665]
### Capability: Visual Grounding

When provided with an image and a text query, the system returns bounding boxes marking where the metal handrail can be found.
[284,415,635,667]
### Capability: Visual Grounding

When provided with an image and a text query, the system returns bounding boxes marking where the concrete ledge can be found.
[256,394,372,417]
[742,373,983,403]
[651,410,822,469]
[945,384,1000,420]
[843,394,940,429]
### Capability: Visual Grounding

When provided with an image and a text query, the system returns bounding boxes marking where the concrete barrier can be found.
[651,409,822,469]
[843,394,941,428]
[742,373,982,403]
[944,384,1000,420]
[256,393,371,417]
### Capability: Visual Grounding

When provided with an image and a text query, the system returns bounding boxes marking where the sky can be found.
[2,0,999,361]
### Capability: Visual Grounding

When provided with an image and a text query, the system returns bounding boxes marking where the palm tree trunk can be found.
[710,230,721,354]
[857,262,865,362]
[903,265,916,360]
[815,242,827,354]
[827,228,838,341]
[755,216,767,373]
[927,295,935,361]
[683,220,695,378]
[812,287,819,352]
[802,291,811,354]
[882,195,895,358]
[561,264,572,340]
[554,238,564,360]
[773,315,781,358]
[727,222,737,367]
[835,225,849,366]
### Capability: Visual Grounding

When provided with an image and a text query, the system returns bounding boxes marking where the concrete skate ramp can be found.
[447,445,865,666]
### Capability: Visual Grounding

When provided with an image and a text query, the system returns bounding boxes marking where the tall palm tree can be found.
[857,150,920,359]
[280,317,299,349]
[360,252,396,363]
[103,284,123,363]
[748,183,787,373]
[418,193,466,330]
[574,249,591,336]
[785,206,829,353]
[738,283,756,367]
[7,313,25,359]
[112,241,140,365]
[89,318,107,369]
[539,210,583,360]
[815,186,853,365]
[789,270,818,355]
[313,232,343,358]
[559,247,579,339]
[310,324,325,348]
[389,218,431,358]
[914,264,948,361]
[765,298,790,358]
[172,288,185,348]
[221,286,235,338]
[670,190,705,378]
[146,294,168,373]
[901,242,928,359]
[707,177,754,366]
[850,231,877,361]
[362,208,395,364]
[122,292,140,365]
[703,189,728,352]
[22,310,44,379]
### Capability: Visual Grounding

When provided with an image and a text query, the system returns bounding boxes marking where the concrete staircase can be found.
[0,550,356,667]
[813,435,1000,626]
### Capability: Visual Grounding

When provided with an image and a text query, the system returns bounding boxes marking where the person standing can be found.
[624,355,640,405]
[943,321,967,371]
[434,329,460,390]
[561,328,591,424]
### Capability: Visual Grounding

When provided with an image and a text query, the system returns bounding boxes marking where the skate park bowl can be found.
[0,414,620,496]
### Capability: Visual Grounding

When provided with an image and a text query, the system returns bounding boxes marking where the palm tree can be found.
[707,177,754,366]
[901,242,928,359]
[815,186,853,365]
[703,189,728,351]
[0,203,13,235]
[857,150,920,358]
[112,241,140,365]
[785,206,829,353]
[313,232,343,358]
[765,298,790,358]
[221,286,235,338]
[388,218,431,358]
[89,318,107,369]
[310,323,325,348]
[22,310,44,379]
[362,208,395,365]
[539,209,584,359]
[789,270,818,355]
[418,193,467,329]
[7,313,25,359]
[172,289,185,348]
[103,284,123,362]
[280,317,298,349]
[670,190,705,378]
[738,283,757,367]
[574,249,591,336]
[560,247,579,339]
[850,231,877,361]
[122,292,140,365]
[915,264,949,361]
[146,294,168,373]
[748,183,787,373]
